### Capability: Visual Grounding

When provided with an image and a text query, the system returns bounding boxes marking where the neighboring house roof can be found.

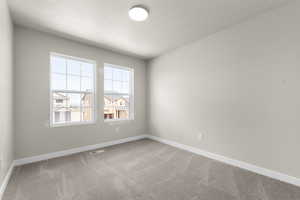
[104,96,128,103]
[53,93,68,99]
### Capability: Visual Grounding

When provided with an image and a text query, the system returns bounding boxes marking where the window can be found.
[104,63,134,121]
[50,53,96,126]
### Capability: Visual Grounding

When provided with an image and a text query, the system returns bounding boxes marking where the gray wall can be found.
[147,1,300,179]
[0,0,14,186]
[14,26,147,159]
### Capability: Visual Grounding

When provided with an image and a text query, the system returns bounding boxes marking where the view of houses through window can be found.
[50,54,95,125]
[50,54,133,125]
[53,92,93,123]
[104,64,133,120]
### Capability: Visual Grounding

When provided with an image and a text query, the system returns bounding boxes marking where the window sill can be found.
[50,121,96,128]
[104,118,134,125]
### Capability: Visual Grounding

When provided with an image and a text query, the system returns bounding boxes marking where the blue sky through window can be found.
[104,66,130,94]
[51,55,94,92]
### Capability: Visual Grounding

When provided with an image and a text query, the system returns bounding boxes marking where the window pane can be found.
[81,77,93,92]
[52,92,93,124]
[123,71,129,82]
[67,59,81,75]
[82,107,93,121]
[104,64,133,121]
[122,82,129,94]
[52,73,66,90]
[67,75,80,91]
[104,94,129,120]
[104,95,114,120]
[52,92,68,124]
[113,69,122,81]
[54,112,61,123]
[53,110,66,123]
[51,56,66,74]
[53,92,67,108]
[104,80,113,92]
[65,111,71,122]
[113,81,122,93]
[81,93,93,107]
[104,67,113,79]
[82,62,94,77]
[51,55,95,125]
[67,93,81,108]
[69,108,80,122]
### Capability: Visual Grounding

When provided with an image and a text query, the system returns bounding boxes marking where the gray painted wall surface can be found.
[14,26,147,159]
[147,2,300,178]
[0,0,14,186]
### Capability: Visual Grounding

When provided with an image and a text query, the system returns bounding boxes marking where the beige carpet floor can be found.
[3,139,300,200]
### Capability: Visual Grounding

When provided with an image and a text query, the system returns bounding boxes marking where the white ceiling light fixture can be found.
[129,5,149,22]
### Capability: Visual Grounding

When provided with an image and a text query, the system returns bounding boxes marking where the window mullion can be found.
[80,95,83,122]
[80,63,82,92]
[80,63,82,122]
[52,89,92,94]
[65,59,68,90]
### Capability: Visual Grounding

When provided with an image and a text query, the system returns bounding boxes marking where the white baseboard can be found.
[14,135,147,166]
[146,135,300,187]
[1,135,147,198]
[7,134,300,190]
[0,162,15,200]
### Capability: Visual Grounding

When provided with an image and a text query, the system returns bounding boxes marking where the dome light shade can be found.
[129,6,149,21]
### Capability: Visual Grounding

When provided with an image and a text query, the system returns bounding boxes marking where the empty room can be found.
[1,0,300,199]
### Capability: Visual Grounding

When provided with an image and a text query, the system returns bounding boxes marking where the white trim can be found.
[103,63,134,121]
[146,135,300,187]
[50,52,96,64]
[50,121,96,128]
[0,162,15,200]
[14,135,147,166]
[104,63,132,71]
[130,69,135,120]
[104,118,134,123]
[51,90,94,94]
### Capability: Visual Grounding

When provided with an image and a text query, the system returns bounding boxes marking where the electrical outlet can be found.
[197,132,204,141]
[115,127,120,133]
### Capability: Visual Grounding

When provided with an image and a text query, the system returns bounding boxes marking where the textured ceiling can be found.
[9,0,291,59]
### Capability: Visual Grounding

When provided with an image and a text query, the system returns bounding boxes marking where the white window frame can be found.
[49,52,97,127]
[104,63,134,122]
